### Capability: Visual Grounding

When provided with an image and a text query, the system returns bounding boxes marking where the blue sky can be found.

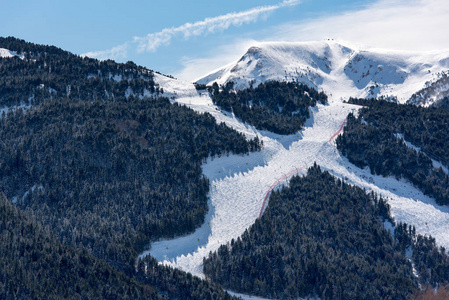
[2,0,449,80]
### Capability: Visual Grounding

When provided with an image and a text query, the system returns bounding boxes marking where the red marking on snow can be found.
[258,118,347,219]
[258,166,306,219]
[329,118,346,143]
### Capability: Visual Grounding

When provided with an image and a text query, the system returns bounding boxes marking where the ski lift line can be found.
[258,117,348,219]
[328,118,347,143]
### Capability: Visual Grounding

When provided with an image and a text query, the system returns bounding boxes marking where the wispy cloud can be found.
[83,0,300,60]
[82,43,129,61]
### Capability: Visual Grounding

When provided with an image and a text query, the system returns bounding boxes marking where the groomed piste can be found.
[140,76,449,292]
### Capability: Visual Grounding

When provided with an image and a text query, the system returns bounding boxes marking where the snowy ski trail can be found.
[258,165,307,219]
[140,80,449,293]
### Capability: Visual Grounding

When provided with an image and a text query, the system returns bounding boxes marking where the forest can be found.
[0,37,254,298]
[345,98,449,167]
[0,36,162,108]
[337,99,449,205]
[0,192,239,299]
[203,165,449,299]
[0,192,156,299]
[2,36,449,299]
[210,81,328,134]
[0,96,260,275]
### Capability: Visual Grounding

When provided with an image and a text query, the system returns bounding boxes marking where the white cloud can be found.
[177,0,449,81]
[82,43,128,61]
[271,0,449,52]
[134,0,300,53]
[83,0,300,61]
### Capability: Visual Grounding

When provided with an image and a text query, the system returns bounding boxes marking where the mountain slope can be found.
[0,192,158,299]
[408,72,449,106]
[197,40,449,104]
[204,166,418,300]
[0,37,161,108]
[0,37,252,299]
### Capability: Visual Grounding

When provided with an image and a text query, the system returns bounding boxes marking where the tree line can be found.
[346,98,449,167]
[0,96,260,275]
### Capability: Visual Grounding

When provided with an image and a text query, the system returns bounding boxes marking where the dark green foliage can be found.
[0,193,158,299]
[204,165,417,299]
[0,36,161,108]
[394,222,449,287]
[336,107,449,205]
[0,191,240,299]
[346,98,449,167]
[0,96,260,274]
[0,37,260,299]
[136,256,237,300]
[433,96,449,109]
[211,81,328,134]
[194,83,208,90]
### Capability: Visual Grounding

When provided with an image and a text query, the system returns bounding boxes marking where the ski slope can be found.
[140,78,449,285]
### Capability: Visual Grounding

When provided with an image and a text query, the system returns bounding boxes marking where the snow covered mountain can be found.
[408,72,449,106]
[197,40,449,105]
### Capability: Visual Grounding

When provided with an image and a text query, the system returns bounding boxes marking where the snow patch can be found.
[153,73,200,98]
[0,48,24,59]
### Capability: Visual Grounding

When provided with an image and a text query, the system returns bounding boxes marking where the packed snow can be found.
[137,51,449,300]
[197,40,449,105]
[140,76,449,286]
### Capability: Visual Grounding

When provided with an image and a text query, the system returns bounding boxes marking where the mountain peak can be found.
[198,41,449,105]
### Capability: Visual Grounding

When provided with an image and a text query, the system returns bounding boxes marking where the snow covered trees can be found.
[211,81,328,134]
[337,99,449,205]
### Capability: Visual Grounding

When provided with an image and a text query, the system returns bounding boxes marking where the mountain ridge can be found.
[197,40,449,105]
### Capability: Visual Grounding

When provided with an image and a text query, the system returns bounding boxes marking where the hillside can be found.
[0,37,161,108]
[0,192,158,299]
[408,72,449,106]
[210,81,327,134]
[204,166,449,299]
[197,40,449,105]
[0,37,252,299]
[204,166,418,299]
[3,37,449,299]
[148,48,449,298]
